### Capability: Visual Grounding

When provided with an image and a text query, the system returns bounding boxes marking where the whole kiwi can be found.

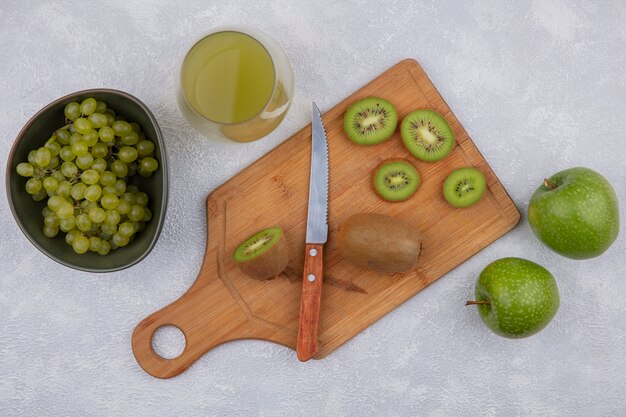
[337,213,421,273]
[232,226,289,280]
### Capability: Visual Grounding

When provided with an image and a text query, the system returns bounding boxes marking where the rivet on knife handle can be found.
[297,243,324,361]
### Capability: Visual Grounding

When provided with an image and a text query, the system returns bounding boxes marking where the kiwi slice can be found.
[232,226,289,280]
[401,109,455,161]
[371,158,420,202]
[343,97,398,145]
[443,167,486,208]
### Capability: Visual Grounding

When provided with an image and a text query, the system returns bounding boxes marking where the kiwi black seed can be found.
[232,226,289,280]
[443,167,486,208]
[401,109,455,162]
[371,158,421,202]
[343,97,398,145]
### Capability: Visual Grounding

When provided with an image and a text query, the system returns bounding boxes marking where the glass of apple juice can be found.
[178,27,294,142]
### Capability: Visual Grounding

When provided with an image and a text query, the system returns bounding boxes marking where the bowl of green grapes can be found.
[6,89,168,272]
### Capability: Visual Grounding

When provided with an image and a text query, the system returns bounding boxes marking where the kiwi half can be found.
[401,109,455,161]
[343,97,398,145]
[443,167,486,208]
[371,158,420,202]
[232,226,289,280]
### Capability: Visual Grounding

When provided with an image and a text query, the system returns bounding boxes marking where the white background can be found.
[1,1,625,416]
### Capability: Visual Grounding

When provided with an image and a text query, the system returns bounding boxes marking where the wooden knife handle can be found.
[296,243,324,361]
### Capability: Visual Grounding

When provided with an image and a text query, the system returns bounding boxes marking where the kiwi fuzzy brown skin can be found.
[337,213,421,273]
[371,158,421,202]
[233,228,290,280]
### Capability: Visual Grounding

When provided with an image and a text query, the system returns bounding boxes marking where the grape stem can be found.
[544,178,557,190]
[465,300,491,306]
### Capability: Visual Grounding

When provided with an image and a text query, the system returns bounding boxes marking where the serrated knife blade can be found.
[297,102,330,362]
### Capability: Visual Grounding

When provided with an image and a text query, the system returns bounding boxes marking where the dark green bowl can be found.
[6,89,168,272]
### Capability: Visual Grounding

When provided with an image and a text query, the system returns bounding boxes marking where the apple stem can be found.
[543,178,557,190]
[465,300,491,306]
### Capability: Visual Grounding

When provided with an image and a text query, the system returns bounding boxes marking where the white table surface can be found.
[1,1,625,416]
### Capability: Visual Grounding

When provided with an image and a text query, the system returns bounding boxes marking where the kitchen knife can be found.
[296,102,329,362]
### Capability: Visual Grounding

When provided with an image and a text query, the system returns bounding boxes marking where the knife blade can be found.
[296,102,329,362]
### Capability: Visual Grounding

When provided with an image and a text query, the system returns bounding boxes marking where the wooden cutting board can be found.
[132,59,520,378]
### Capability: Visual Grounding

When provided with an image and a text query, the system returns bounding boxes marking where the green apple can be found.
[528,167,619,259]
[467,258,559,339]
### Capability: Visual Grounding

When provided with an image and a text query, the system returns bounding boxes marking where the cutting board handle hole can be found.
[151,325,186,360]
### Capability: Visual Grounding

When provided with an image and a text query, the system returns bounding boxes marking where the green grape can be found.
[99,171,116,186]
[100,223,117,235]
[81,169,100,185]
[118,146,138,163]
[48,195,66,211]
[128,205,145,222]
[101,193,119,210]
[69,133,83,145]
[81,199,96,211]
[16,162,34,177]
[112,120,132,137]
[59,146,75,162]
[44,213,60,228]
[99,232,112,241]
[45,140,61,155]
[34,147,52,167]
[91,158,108,172]
[74,117,92,134]
[88,112,108,129]
[116,199,131,215]
[32,189,48,201]
[76,214,92,232]
[64,102,81,120]
[92,143,109,159]
[72,234,90,254]
[127,161,138,177]
[57,181,72,198]
[115,115,127,122]
[97,240,111,255]
[61,161,78,178]
[142,207,153,222]
[136,140,155,156]
[117,221,135,238]
[84,184,102,202]
[105,113,115,127]
[139,157,158,172]
[121,192,136,204]
[101,185,117,196]
[111,160,128,178]
[42,206,53,217]
[135,192,148,206]
[71,140,88,157]
[48,156,60,169]
[112,233,129,247]
[130,122,141,133]
[83,130,99,146]
[95,101,107,114]
[113,179,126,196]
[65,229,79,245]
[43,225,59,238]
[56,128,71,144]
[59,217,76,232]
[89,207,106,223]
[121,132,139,146]
[80,98,97,116]
[104,108,116,117]
[98,126,115,142]
[76,153,94,170]
[56,203,74,219]
[52,171,65,182]
[71,183,87,200]
[126,184,139,193]
[25,178,42,194]
[28,150,38,165]
[109,241,119,250]
[105,209,121,226]
[43,176,59,192]
[89,236,102,252]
